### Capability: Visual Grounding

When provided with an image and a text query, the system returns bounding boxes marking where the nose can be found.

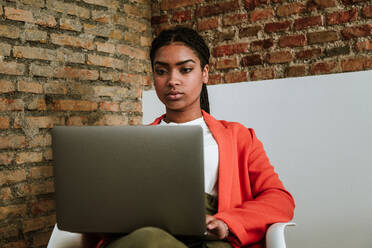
[167,70,180,87]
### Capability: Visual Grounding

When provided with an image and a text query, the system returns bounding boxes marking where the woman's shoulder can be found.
[214,118,255,138]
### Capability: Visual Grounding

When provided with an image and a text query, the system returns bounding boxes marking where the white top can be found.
[159,117,219,196]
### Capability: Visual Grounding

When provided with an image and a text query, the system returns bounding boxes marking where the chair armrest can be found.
[265,222,296,248]
[47,224,84,248]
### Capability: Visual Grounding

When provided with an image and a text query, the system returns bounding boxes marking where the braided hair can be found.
[150,27,210,114]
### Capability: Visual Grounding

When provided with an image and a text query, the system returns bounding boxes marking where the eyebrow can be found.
[154,59,196,66]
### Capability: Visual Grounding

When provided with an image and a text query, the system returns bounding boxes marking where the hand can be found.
[205,214,229,240]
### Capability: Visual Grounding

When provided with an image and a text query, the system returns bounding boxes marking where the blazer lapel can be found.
[202,111,234,212]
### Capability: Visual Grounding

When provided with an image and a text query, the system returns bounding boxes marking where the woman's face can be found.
[152,43,209,114]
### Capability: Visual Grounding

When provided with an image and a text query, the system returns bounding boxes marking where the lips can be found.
[166,91,184,100]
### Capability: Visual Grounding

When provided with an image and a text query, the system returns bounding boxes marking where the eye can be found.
[180,67,193,74]
[155,68,167,75]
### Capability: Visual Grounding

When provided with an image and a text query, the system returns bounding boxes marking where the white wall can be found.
[142,70,372,248]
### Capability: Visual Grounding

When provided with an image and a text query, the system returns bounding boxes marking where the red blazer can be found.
[150,111,295,248]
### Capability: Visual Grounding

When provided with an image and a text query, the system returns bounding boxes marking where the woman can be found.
[98,27,295,248]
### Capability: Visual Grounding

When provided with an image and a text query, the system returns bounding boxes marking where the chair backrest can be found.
[143,70,372,248]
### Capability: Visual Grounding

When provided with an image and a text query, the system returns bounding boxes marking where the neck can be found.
[164,108,203,123]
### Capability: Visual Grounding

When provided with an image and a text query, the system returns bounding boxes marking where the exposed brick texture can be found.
[0,1,149,247]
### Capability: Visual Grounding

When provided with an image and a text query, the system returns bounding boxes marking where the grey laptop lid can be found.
[52,125,206,236]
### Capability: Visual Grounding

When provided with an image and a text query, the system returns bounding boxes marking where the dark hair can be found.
[150,27,210,114]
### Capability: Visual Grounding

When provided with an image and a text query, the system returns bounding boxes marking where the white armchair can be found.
[48,222,295,248]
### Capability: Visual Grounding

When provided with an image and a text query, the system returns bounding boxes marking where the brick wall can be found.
[151,0,372,85]
[0,0,151,247]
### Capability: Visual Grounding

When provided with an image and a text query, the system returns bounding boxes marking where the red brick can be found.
[0,61,25,75]
[124,4,151,19]
[312,0,337,8]
[0,80,15,93]
[0,98,24,111]
[124,31,141,45]
[151,15,168,25]
[14,116,55,129]
[29,180,55,195]
[294,16,323,30]
[0,152,14,165]
[341,57,368,71]
[51,33,94,50]
[276,3,305,17]
[173,10,192,23]
[241,54,263,66]
[48,0,90,19]
[35,14,57,27]
[67,116,89,126]
[129,116,142,126]
[100,102,120,112]
[0,42,11,56]
[161,0,202,10]
[308,31,338,44]
[27,98,47,111]
[196,1,240,17]
[13,46,56,61]
[120,101,142,112]
[213,43,249,57]
[327,9,358,25]
[279,35,306,48]
[251,68,274,81]
[264,21,291,33]
[21,0,45,8]
[250,8,274,22]
[0,24,20,39]
[355,40,372,51]
[215,58,239,70]
[24,29,47,43]
[113,15,148,33]
[223,14,248,26]
[4,7,34,23]
[23,214,56,233]
[0,169,27,185]
[296,48,322,59]
[266,51,293,63]
[250,38,274,51]
[0,224,18,239]
[244,0,268,10]
[29,166,53,179]
[44,82,67,95]
[96,42,116,54]
[342,25,372,39]
[17,81,43,94]
[117,44,148,60]
[55,67,99,81]
[0,135,26,149]
[207,74,222,85]
[16,152,43,164]
[0,116,10,129]
[59,18,82,31]
[362,5,372,18]
[197,18,219,31]
[94,114,128,126]
[287,65,306,77]
[87,55,126,70]
[0,204,27,220]
[225,71,248,83]
[0,187,13,202]
[52,99,98,111]
[239,26,262,37]
[29,133,52,148]
[310,60,338,75]
[83,0,119,8]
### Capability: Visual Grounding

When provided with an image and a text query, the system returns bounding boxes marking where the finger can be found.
[206,219,219,230]
[205,214,214,225]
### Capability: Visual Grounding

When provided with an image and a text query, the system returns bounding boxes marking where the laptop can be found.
[52,125,206,237]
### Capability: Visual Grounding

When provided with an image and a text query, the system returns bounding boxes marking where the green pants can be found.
[105,194,233,248]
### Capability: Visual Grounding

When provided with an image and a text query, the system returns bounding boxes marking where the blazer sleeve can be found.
[214,128,295,247]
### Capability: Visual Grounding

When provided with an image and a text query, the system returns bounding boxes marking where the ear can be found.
[202,64,209,84]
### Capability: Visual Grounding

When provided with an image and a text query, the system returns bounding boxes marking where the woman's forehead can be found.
[154,43,201,64]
